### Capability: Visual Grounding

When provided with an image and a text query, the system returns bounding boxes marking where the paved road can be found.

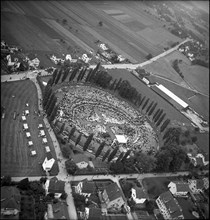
[89,38,191,70]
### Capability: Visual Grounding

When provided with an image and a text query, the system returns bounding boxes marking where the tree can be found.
[54,69,62,84]
[107,146,119,162]
[61,67,70,82]
[156,113,166,127]
[135,152,156,173]
[146,101,154,113]
[152,109,160,120]
[155,150,173,172]
[146,53,153,60]
[61,146,71,158]
[145,200,157,214]
[60,192,68,200]
[95,141,106,158]
[52,69,58,84]
[80,67,87,81]
[40,177,47,184]
[114,78,122,91]
[65,159,77,175]
[110,161,124,173]
[75,133,82,146]
[58,122,65,135]
[1,175,11,186]
[102,149,111,161]
[85,68,93,82]
[77,68,84,82]
[17,178,30,190]
[99,21,103,26]
[47,78,53,87]
[68,126,76,141]
[154,109,163,123]
[49,104,58,122]
[160,119,170,132]
[191,136,197,143]
[109,79,117,90]
[121,149,131,162]
[83,133,94,151]
[116,152,124,162]
[46,96,57,116]
[123,157,136,173]
[45,92,54,111]
[139,96,146,107]
[141,98,150,110]
[148,102,157,116]
[92,62,100,75]
[43,87,52,107]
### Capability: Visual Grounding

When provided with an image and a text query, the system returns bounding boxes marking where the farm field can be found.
[1,0,182,67]
[1,80,59,177]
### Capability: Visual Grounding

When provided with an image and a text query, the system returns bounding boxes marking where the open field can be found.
[1,80,59,177]
[1,0,182,66]
[178,63,209,95]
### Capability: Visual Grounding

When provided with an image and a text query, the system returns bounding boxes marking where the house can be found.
[72,180,95,197]
[73,155,89,169]
[101,182,125,211]
[47,201,69,219]
[131,186,147,204]
[42,152,55,172]
[1,186,21,219]
[188,179,205,194]
[156,191,184,220]
[47,177,65,199]
[86,207,102,220]
[168,181,190,197]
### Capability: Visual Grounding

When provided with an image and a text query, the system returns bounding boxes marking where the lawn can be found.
[142,177,179,199]
[1,80,59,177]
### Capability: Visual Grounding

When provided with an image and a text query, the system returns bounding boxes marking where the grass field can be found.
[1,80,59,177]
[1,0,182,66]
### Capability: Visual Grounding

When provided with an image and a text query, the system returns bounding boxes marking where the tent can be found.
[40,130,45,137]
[22,116,26,121]
[28,141,33,147]
[25,110,29,115]
[38,124,43,129]
[42,157,55,171]
[26,132,31,138]
[23,123,29,130]
[115,135,127,144]
[42,138,47,144]
[45,146,50,153]
[30,150,36,156]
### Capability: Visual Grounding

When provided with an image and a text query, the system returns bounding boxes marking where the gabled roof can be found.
[159,191,183,219]
[104,182,122,202]
[48,177,65,194]
[169,181,190,192]
[88,208,101,220]
[133,186,147,199]
[82,181,96,194]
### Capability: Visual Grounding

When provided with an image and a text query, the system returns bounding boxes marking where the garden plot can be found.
[124,20,147,32]
[55,85,159,154]
[112,14,134,23]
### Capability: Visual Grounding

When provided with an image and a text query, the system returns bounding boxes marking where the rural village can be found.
[1,1,209,220]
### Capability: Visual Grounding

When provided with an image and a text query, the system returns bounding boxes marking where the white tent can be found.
[45,146,50,153]
[28,141,33,146]
[23,123,29,130]
[26,132,31,138]
[25,110,29,115]
[22,116,26,121]
[40,130,45,137]
[115,135,127,144]
[38,124,43,129]
[42,81,47,86]
[42,138,47,144]
[31,150,37,156]
[42,157,55,171]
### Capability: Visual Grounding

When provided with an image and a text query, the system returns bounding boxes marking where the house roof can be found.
[169,181,190,192]
[48,201,69,219]
[104,182,122,202]
[88,208,101,220]
[159,191,183,219]
[1,186,21,211]
[82,181,96,194]
[133,186,147,199]
[48,177,65,194]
